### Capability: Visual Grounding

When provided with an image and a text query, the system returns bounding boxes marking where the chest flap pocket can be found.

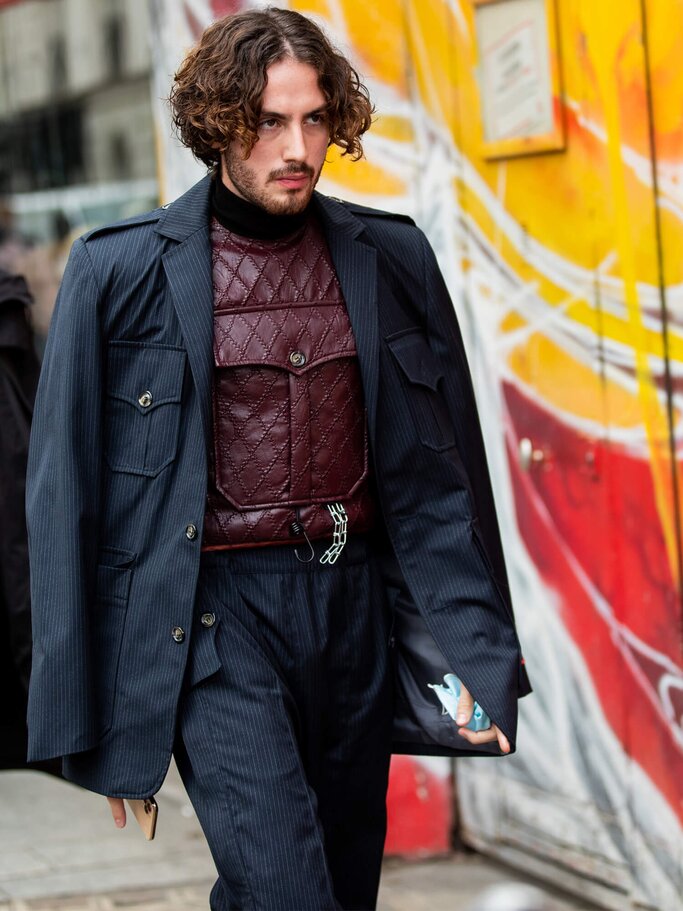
[386,330,456,452]
[105,342,186,477]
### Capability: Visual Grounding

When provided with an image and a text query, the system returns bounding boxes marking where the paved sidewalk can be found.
[0,769,600,910]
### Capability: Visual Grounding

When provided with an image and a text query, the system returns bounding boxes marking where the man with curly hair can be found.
[26,7,530,910]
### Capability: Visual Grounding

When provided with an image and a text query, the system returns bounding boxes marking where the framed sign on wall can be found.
[473,0,565,159]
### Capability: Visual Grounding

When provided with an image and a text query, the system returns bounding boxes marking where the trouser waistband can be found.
[200,533,373,574]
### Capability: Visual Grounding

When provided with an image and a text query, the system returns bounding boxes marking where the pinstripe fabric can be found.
[27,197,212,793]
[320,198,530,746]
[162,229,213,443]
[318,229,379,442]
[26,238,102,755]
[26,174,529,803]
[175,537,392,911]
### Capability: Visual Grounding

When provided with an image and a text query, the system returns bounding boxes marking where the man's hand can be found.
[455,682,510,754]
[107,797,127,828]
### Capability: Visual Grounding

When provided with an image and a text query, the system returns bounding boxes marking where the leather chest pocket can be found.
[105,342,186,477]
[212,305,368,509]
[387,331,456,452]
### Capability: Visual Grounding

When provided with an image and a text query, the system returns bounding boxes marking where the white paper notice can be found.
[477,0,554,144]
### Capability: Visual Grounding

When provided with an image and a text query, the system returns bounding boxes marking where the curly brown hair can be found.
[169,7,374,167]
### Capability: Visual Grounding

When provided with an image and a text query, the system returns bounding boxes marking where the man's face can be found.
[221,58,330,215]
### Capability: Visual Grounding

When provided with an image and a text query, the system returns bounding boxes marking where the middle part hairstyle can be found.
[169,6,374,168]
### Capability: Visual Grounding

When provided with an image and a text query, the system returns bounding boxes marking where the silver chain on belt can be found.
[319,502,348,564]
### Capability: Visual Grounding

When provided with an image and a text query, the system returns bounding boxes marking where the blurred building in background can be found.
[0,0,158,334]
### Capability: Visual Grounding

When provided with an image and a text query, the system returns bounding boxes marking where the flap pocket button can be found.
[289,351,306,368]
[138,391,153,408]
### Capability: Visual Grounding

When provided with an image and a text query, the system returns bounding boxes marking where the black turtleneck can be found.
[211,177,310,240]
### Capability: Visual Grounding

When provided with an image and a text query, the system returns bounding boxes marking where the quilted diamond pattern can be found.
[203,217,375,549]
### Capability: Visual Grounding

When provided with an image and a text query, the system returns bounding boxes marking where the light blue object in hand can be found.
[427,673,491,732]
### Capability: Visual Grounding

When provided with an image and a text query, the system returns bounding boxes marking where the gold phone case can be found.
[126,797,158,840]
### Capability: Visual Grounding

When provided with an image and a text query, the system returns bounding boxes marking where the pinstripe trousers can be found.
[173,537,394,911]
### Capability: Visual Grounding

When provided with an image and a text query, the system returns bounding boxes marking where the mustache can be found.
[269,164,315,180]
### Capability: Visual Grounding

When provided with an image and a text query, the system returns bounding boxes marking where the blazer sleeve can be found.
[419,231,531,693]
[26,237,103,760]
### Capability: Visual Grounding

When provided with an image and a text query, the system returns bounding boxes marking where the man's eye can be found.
[259,119,279,130]
[307,113,326,125]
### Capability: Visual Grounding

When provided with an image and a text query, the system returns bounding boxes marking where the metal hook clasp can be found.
[290,519,315,563]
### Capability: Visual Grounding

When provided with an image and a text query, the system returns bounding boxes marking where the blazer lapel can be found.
[157,176,214,443]
[315,195,379,444]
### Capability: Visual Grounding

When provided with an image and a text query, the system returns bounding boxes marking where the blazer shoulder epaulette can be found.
[331,197,416,227]
[81,206,165,243]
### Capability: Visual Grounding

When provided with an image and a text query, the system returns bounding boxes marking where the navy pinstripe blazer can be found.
[26,175,531,797]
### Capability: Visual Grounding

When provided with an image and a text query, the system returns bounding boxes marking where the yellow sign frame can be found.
[473,0,565,159]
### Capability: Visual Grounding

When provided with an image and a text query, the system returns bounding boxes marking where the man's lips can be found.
[274,173,310,189]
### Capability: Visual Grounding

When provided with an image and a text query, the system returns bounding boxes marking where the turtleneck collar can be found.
[211,176,310,240]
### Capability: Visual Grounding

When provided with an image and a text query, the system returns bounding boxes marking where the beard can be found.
[222,146,320,216]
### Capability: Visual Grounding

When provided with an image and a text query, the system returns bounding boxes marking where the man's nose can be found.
[283,124,307,161]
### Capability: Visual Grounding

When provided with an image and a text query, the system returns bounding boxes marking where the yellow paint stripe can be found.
[592,7,678,584]
[456,178,683,363]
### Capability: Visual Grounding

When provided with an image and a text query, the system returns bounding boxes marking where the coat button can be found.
[185,524,197,540]
[200,612,215,628]
[171,626,185,643]
[138,391,153,408]
[289,351,306,367]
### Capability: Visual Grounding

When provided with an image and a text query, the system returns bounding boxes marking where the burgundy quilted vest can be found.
[202,215,375,550]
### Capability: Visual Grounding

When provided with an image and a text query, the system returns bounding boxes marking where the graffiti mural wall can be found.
[150,1,683,906]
